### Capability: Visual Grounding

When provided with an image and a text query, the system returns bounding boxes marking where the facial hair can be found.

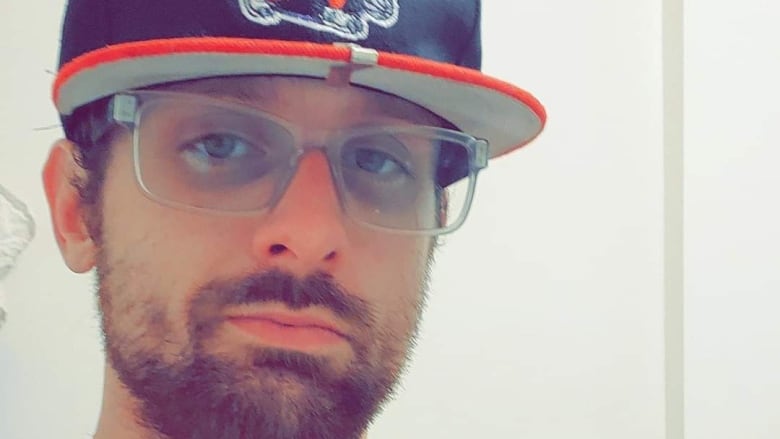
[97,267,426,439]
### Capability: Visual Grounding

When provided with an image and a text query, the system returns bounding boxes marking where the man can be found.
[43,0,545,438]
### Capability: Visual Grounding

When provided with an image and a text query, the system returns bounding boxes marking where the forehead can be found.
[149,76,451,128]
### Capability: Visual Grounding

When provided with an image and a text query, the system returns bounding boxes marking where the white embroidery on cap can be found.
[239,0,399,41]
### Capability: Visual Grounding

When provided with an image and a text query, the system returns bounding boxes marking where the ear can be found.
[42,139,97,273]
[439,189,448,228]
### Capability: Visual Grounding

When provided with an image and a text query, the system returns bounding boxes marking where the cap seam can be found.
[105,0,114,55]
[453,1,480,67]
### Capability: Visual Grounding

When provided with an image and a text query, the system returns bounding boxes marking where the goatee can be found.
[100,269,414,439]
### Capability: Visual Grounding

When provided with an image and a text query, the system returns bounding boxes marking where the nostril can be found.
[324,251,337,261]
[269,244,287,255]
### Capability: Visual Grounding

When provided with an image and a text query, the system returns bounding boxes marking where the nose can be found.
[250,150,349,275]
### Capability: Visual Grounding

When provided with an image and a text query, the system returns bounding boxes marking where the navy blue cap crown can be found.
[59,0,481,71]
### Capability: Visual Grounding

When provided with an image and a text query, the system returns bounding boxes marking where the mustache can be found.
[190,269,375,325]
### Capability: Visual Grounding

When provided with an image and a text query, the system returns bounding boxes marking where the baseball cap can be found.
[54,0,546,158]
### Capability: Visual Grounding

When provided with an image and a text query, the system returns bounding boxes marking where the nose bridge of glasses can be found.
[257,126,350,217]
[287,127,348,178]
[267,145,350,228]
[282,144,341,200]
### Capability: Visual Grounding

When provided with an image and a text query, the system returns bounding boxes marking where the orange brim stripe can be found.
[53,37,546,124]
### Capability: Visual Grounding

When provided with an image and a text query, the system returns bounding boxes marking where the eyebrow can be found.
[158,78,279,105]
[154,77,450,128]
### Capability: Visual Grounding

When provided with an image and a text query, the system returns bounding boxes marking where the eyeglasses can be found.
[109,90,489,235]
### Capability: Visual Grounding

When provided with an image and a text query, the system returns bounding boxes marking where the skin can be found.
[43,77,442,439]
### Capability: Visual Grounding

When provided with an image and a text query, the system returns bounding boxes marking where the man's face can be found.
[87,77,438,438]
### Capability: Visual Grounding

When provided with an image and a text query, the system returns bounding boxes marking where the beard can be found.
[96,265,427,439]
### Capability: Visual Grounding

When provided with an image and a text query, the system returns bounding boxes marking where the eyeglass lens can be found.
[133,94,475,233]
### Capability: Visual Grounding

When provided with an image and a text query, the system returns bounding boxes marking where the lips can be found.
[230,312,346,335]
[225,311,349,349]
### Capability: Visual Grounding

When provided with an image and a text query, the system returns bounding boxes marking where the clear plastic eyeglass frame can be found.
[109,90,489,236]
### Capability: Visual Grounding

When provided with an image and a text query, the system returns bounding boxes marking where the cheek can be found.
[99,159,231,347]
[97,222,191,356]
[101,213,234,336]
[352,237,430,375]
[102,143,246,282]
[352,236,430,332]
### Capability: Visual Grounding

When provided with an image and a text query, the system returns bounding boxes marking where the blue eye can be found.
[352,147,407,176]
[179,132,268,176]
[341,133,413,180]
[188,133,249,160]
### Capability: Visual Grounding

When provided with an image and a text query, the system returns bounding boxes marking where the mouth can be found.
[225,311,350,350]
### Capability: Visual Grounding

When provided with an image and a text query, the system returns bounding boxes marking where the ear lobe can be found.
[42,139,97,273]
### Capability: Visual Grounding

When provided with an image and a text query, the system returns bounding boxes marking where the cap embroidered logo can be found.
[238,0,400,40]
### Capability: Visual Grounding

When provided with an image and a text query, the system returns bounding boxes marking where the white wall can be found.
[0,1,666,438]
[685,1,780,438]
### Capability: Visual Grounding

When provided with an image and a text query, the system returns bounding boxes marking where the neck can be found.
[94,364,369,439]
